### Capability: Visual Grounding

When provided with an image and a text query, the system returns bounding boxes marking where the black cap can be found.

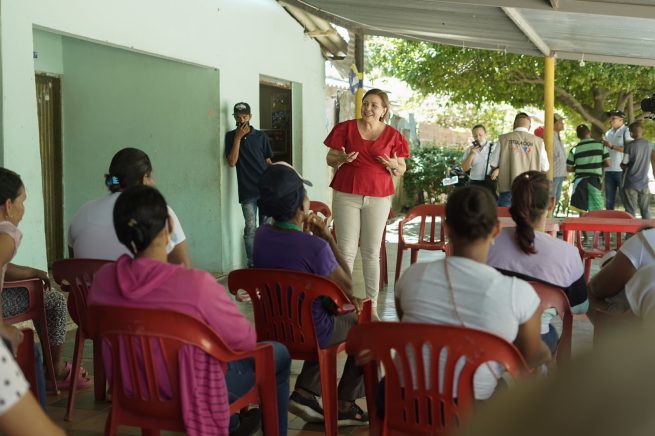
[607,109,625,118]
[233,102,251,115]
[259,162,313,202]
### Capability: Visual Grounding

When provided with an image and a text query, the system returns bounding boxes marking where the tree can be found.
[368,37,655,136]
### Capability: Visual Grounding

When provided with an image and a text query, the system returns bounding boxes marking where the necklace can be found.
[274,221,302,232]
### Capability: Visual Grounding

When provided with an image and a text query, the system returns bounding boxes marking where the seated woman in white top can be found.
[0,338,64,435]
[68,147,190,266]
[588,227,655,322]
[395,186,551,400]
[487,171,586,351]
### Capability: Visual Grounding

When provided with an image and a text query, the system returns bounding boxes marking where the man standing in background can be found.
[602,110,632,210]
[225,102,273,267]
[552,114,568,211]
[621,121,654,219]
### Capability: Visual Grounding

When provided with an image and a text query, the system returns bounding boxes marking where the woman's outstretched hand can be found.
[377,153,400,172]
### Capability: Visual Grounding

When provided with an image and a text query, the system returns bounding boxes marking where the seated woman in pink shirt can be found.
[89,185,290,435]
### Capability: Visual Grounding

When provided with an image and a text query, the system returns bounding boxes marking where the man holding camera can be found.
[461,124,497,198]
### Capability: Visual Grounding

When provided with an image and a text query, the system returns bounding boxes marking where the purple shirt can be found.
[253,224,338,347]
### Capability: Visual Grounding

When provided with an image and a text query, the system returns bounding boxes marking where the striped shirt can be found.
[567,139,609,179]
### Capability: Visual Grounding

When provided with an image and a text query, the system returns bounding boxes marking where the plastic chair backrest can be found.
[309,200,332,222]
[346,323,527,435]
[528,281,573,362]
[228,268,352,360]
[52,259,112,334]
[399,204,446,244]
[89,305,275,433]
[577,210,634,251]
[497,207,512,218]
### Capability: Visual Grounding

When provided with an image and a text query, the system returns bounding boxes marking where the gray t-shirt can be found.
[622,138,653,190]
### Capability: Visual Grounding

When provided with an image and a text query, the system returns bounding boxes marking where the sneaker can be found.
[338,402,369,427]
[231,408,261,436]
[288,391,324,423]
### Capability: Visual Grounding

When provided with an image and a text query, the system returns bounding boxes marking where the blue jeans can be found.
[497,191,512,207]
[552,176,565,210]
[240,200,265,268]
[226,341,290,434]
[605,171,622,210]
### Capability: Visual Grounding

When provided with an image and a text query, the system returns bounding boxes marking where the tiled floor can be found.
[43,217,595,434]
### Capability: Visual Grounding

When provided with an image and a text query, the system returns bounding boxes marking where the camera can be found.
[640,95,655,119]
[472,139,482,148]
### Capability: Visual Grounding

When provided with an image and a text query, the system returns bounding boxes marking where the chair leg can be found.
[65,329,86,421]
[38,314,59,396]
[394,245,404,282]
[104,408,116,436]
[318,349,339,436]
[410,249,418,264]
[93,340,106,401]
[584,258,592,283]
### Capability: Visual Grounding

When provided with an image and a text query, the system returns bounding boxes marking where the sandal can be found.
[338,402,369,427]
[47,361,93,392]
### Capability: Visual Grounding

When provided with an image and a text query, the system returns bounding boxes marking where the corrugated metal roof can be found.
[282,0,655,66]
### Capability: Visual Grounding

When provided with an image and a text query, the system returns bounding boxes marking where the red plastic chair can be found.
[575,210,634,281]
[345,323,528,435]
[497,206,512,217]
[89,305,279,436]
[309,200,332,224]
[395,204,448,281]
[3,278,59,395]
[228,268,371,436]
[15,328,41,402]
[52,258,112,421]
[528,281,573,363]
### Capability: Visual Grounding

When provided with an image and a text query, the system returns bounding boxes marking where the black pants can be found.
[469,179,498,199]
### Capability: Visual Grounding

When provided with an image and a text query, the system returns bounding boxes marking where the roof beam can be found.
[555,50,655,67]
[501,7,551,55]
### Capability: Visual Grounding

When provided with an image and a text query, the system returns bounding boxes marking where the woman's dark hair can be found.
[576,124,590,140]
[0,168,24,205]
[105,147,153,193]
[113,185,168,255]
[258,187,305,222]
[510,171,551,255]
[445,186,497,241]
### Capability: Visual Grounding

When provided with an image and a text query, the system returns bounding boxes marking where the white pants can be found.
[332,191,391,308]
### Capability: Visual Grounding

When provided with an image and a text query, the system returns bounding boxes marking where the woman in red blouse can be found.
[324,89,410,314]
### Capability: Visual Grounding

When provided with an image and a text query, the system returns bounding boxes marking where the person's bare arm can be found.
[326,147,359,169]
[0,392,65,436]
[306,213,353,297]
[461,147,477,172]
[514,310,552,369]
[588,252,636,300]
[603,159,611,168]
[650,150,655,177]
[167,240,191,267]
[226,123,250,167]
[265,158,273,166]
[567,165,575,173]
[395,297,404,320]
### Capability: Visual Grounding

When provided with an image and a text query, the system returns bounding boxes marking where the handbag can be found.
[482,142,498,196]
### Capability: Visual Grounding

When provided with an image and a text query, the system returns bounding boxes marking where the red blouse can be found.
[324,120,410,197]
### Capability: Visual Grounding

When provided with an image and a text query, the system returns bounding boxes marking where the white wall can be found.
[2,0,328,272]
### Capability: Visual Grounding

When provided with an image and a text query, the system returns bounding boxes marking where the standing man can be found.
[568,124,610,212]
[552,114,568,209]
[621,121,654,218]
[602,110,632,210]
[489,112,549,207]
[225,102,273,267]
[461,124,497,198]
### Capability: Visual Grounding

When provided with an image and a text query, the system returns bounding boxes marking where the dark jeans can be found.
[240,200,266,268]
[497,191,512,207]
[469,179,498,200]
[604,171,622,210]
[226,341,290,434]
[541,324,560,354]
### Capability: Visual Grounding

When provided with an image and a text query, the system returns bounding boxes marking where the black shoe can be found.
[288,391,324,422]
[338,402,369,427]
[231,408,261,436]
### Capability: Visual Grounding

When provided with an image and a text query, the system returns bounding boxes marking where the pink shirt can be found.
[90,255,255,435]
[324,120,410,197]
[0,221,22,290]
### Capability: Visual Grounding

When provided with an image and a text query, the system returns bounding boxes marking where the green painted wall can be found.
[33,29,63,74]
[60,37,222,270]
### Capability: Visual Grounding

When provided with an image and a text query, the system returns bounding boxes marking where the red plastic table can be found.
[498,217,560,237]
[560,217,655,243]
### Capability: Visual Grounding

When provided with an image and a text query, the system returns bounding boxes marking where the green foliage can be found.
[403,144,464,206]
[368,37,655,132]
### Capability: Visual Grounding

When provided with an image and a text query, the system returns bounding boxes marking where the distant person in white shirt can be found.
[68,147,190,266]
[395,185,551,400]
[601,110,632,210]
[490,112,549,207]
[461,124,497,199]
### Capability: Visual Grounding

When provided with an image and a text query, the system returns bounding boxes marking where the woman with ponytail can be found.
[487,171,586,352]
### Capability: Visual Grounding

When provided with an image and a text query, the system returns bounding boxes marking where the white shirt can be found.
[0,339,29,416]
[605,125,632,172]
[489,127,550,172]
[553,133,568,178]
[625,264,655,318]
[68,192,186,260]
[462,141,495,181]
[619,229,655,270]
[395,257,540,399]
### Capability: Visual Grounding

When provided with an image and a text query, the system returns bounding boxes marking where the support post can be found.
[355,32,364,119]
[544,55,555,180]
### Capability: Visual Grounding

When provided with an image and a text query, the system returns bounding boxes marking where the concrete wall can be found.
[2,0,328,272]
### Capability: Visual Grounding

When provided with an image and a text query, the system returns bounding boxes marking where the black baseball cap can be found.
[233,102,251,115]
[607,110,625,118]
[259,162,313,202]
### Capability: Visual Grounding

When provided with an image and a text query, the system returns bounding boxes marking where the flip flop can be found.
[47,361,93,392]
